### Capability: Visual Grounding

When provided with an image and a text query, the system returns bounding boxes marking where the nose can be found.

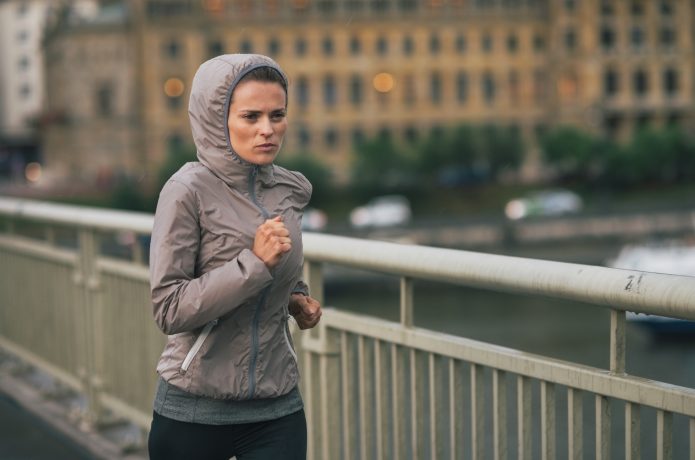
[258,116,273,137]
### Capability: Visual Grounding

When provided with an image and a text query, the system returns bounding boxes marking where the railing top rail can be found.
[303,233,695,321]
[0,197,153,234]
[1,197,693,320]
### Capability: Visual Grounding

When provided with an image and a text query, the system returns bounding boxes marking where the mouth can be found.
[256,143,277,149]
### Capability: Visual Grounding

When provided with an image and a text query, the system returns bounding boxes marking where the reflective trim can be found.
[180,320,217,373]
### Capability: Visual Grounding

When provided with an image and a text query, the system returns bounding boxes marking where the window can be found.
[97,83,114,116]
[600,27,616,51]
[430,72,442,105]
[346,0,364,11]
[533,34,545,52]
[325,128,339,147]
[17,2,28,16]
[323,75,337,107]
[660,27,676,49]
[352,127,365,146]
[372,0,390,12]
[663,68,678,96]
[298,125,311,148]
[630,26,645,50]
[564,0,576,11]
[399,0,417,11]
[268,37,280,56]
[630,1,644,16]
[376,36,388,55]
[208,40,224,58]
[429,33,441,55]
[350,74,363,106]
[403,74,416,106]
[19,84,31,100]
[506,34,518,53]
[18,56,29,71]
[508,70,520,106]
[240,38,253,54]
[456,34,467,53]
[482,72,496,105]
[482,33,493,53]
[404,126,418,143]
[295,37,307,56]
[456,71,468,104]
[604,69,619,97]
[318,0,336,14]
[322,37,334,56]
[296,76,309,108]
[600,0,614,15]
[533,69,546,103]
[402,35,414,55]
[350,36,362,55]
[633,69,649,97]
[16,30,28,43]
[564,28,577,51]
[660,1,674,15]
[168,133,184,152]
[163,39,182,58]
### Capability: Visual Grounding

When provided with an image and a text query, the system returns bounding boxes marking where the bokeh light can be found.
[25,162,42,183]
[163,78,185,98]
[373,72,395,93]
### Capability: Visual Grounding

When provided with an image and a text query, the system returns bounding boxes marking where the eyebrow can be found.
[237,107,286,114]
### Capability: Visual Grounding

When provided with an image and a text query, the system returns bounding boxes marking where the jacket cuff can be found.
[291,280,309,297]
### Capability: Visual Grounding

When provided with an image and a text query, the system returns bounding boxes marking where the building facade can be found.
[40,0,695,185]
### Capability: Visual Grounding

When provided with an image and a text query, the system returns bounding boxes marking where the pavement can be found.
[0,350,148,460]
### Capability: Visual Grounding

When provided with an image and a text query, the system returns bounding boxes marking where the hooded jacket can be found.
[149,54,311,400]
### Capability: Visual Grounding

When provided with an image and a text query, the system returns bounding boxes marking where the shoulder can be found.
[272,165,313,204]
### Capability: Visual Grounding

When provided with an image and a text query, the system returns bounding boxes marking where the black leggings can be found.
[148,409,307,460]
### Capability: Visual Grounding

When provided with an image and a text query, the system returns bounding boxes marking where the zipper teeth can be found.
[181,320,217,373]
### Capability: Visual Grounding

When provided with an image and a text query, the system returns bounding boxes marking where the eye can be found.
[271,111,286,121]
[242,112,259,121]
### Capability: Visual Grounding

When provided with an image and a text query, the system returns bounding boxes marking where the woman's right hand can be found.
[253,216,292,269]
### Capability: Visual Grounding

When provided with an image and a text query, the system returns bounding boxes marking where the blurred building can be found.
[40,0,695,185]
[0,0,53,179]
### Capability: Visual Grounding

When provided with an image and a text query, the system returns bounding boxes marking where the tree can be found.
[479,124,523,178]
[541,126,598,180]
[350,132,413,196]
[276,153,333,208]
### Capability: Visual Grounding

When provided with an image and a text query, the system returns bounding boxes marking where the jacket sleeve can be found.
[149,179,273,335]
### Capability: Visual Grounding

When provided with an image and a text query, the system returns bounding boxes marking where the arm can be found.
[149,180,273,335]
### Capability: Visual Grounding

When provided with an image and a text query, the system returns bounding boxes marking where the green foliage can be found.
[109,178,149,212]
[541,126,599,179]
[157,144,197,192]
[478,124,523,177]
[350,132,415,198]
[276,153,333,208]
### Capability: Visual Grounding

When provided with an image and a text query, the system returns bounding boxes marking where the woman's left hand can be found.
[288,294,322,330]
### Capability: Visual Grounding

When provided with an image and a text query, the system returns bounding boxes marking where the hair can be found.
[233,66,288,100]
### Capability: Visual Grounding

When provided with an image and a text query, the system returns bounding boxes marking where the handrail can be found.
[303,233,695,320]
[0,197,153,234]
[2,196,694,320]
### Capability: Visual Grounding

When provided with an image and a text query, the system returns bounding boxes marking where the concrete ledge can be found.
[0,352,148,460]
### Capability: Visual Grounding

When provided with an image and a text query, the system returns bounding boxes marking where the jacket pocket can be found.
[180,319,217,373]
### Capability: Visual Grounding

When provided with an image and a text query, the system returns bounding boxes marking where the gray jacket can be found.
[149,54,311,400]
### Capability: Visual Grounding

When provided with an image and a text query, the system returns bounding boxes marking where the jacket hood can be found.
[188,54,288,187]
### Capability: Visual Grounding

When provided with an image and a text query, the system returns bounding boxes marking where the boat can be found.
[607,241,695,336]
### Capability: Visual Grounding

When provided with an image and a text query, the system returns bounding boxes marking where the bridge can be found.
[0,197,693,459]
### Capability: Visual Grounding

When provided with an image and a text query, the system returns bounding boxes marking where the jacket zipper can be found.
[180,319,218,373]
[247,165,271,398]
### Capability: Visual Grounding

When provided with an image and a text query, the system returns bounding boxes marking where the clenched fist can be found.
[288,294,322,330]
[253,216,292,269]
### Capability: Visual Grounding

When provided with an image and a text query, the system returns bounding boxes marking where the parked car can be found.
[301,207,328,232]
[349,195,412,228]
[505,189,583,220]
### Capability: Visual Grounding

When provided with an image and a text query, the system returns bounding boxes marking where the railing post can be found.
[76,228,106,428]
[300,260,340,460]
[400,276,414,328]
[610,309,626,374]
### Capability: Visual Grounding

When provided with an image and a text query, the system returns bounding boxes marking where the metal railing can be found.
[0,197,694,459]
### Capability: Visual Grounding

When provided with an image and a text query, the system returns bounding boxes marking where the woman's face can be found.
[227,80,287,166]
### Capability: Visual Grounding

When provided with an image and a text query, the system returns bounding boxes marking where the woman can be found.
[148,54,321,460]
